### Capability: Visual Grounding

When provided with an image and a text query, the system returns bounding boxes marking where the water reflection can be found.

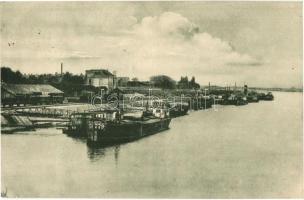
[114,146,120,165]
[65,134,87,144]
[63,129,122,163]
[87,145,120,164]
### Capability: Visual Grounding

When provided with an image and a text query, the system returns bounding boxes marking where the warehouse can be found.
[1,83,64,106]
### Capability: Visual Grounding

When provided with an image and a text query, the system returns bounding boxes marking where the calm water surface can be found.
[2,92,303,198]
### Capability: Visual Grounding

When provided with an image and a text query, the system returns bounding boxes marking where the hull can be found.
[62,115,91,137]
[62,127,88,137]
[247,95,259,103]
[222,99,248,106]
[192,99,213,110]
[236,100,248,106]
[169,108,188,118]
[87,118,171,146]
[258,93,274,101]
[263,96,274,101]
[247,98,259,103]
[168,102,189,118]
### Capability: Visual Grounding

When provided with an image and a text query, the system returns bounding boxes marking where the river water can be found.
[1,92,303,198]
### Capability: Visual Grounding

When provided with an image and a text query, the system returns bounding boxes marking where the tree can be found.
[1,66,86,95]
[177,76,200,89]
[177,76,189,89]
[189,76,200,89]
[61,72,85,85]
[1,67,27,83]
[150,75,176,89]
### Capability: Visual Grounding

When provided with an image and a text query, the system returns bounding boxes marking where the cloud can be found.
[103,12,263,81]
[132,12,199,39]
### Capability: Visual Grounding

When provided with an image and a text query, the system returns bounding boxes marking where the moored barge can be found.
[87,109,171,146]
[258,92,274,101]
[167,102,189,117]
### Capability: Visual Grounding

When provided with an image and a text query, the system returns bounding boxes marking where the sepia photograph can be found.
[1,1,303,198]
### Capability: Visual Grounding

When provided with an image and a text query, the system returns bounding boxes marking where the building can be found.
[117,77,130,87]
[1,83,64,106]
[85,69,116,89]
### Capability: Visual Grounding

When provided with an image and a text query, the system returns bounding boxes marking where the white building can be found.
[85,69,116,89]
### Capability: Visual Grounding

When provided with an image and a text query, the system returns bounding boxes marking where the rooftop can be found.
[85,69,114,77]
[2,83,64,96]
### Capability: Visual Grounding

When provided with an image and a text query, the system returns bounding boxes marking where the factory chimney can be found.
[61,62,63,76]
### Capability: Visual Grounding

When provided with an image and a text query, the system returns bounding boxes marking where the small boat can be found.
[167,102,189,117]
[62,112,95,137]
[235,96,248,106]
[200,96,213,109]
[247,91,259,103]
[264,92,274,101]
[87,108,171,146]
[211,95,225,105]
[258,92,274,101]
[223,93,248,106]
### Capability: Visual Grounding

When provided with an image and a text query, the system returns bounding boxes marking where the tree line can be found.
[150,75,200,89]
[1,66,85,85]
[1,66,201,90]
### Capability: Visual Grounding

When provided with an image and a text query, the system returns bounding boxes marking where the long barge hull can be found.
[87,118,171,146]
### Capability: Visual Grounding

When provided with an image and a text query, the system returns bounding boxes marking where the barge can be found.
[222,93,248,106]
[258,92,274,101]
[87,109,171,146]
[167,102,189,117]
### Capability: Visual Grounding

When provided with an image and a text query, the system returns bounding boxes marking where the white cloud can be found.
[102,12,262,82]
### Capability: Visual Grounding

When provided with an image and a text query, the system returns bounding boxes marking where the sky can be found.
[0,2,302,88]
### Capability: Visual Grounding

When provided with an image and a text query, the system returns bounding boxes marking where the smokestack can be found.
[113,71,117,88]
[61,62,63,76]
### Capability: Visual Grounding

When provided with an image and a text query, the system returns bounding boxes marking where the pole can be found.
[100,89,103,105]
[181,94,183,110]
[204,88,207,109]
[234,82,236,92]
[149,88,152,107]
[61,62,63,76]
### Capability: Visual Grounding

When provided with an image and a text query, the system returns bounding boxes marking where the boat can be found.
[199,96,213,109]
[63,109,120,137]
[62,112,93,137]
[211,95,225,105]
[247,91,259,103]
[223,93,248,106]
[167,102,189,117]
[264,92,274,101]
[258,92,274,101]
[87,108,171,146]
